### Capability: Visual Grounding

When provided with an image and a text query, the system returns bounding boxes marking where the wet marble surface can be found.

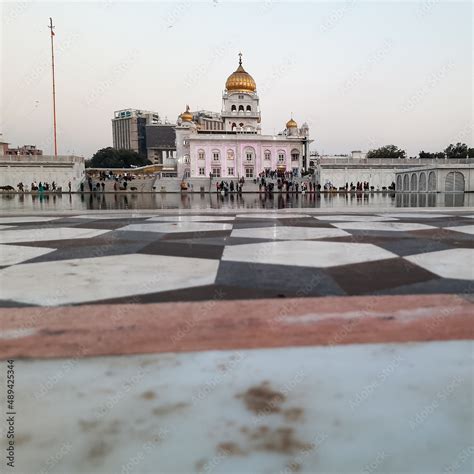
[0,210,472,306]
[5,340,473,474]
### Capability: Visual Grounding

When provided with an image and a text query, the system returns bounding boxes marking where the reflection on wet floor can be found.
[1,191,472,212]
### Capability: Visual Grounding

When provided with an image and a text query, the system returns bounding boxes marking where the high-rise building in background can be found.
[146,124,177,171]
[112,109,160,157]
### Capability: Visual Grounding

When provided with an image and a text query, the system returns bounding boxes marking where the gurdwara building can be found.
[176,54,312,179]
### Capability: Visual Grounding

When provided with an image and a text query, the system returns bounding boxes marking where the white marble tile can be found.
[314,215,397,222]
[380,213,452,219]
[120,222,232,234]
[222,240,396,268]
[0,244,55,266]
[0,216,61,224]
[12,341,473,473]
[405,249,474,280]
[236,213,310,219]
[332,222,436,232]
[147,215,235,222]
[231,226,350,241]
[444,225,474,236]
[0,227,110,244]
[0,253,219,306]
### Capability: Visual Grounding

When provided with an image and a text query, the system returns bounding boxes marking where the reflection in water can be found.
[1,191,472,212]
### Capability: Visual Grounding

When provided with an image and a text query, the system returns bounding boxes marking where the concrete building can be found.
[175,54,312,179]
[395,163,474,192]
[112,109,160,157]
[0,155,85,190]
[0,139,43,156]
[145,124,177,175]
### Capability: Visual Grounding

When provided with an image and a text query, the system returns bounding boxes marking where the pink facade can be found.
[189,138,304,178]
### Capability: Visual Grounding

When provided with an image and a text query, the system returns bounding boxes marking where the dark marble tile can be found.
[160,230,232,241]
[327,258,438,295]
[368,238,452,257]
[88,284,285,305]
[216,261,345,297]
[139,240,223,260]
[7,235,122,249]
[374,278,474,297]
[22,241,149,264]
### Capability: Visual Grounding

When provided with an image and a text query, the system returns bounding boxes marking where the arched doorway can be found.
[445,171,465,192]
[403,174,409,191]
[419,172,427,192]
[428,172,436,191]
[396,175,402,191]
[411,174,417,192]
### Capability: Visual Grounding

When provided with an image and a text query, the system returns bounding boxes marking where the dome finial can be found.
[225,53,256,92]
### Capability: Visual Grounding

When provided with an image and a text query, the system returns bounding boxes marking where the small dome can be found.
[225,54,256,93]
[180,105,193,122]
[286,118,298,129]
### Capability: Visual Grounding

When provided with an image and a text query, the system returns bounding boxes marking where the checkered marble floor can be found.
[1,209,473,474]
[0,210,473,307]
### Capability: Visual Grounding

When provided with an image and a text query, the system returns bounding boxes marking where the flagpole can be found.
[48,17,58,158]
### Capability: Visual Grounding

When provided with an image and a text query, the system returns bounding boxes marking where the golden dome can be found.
[225,54,256,92]
[286,118,298,129]
[180,105,193,122]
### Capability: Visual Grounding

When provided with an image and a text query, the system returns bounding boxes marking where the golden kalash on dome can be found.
[286,117,298,129]
[225,53,256,92]
[180,105,193,122]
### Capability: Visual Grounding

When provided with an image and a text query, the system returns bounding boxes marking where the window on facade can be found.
[264,151,271,161]
[198,150,205,160]
[198,167,205,176]
[184,155,190,164]
[213,151,220,161]
[238,105,244,112]
[227,167,234,176]
[246,152,253,161]
[184,170,190,178]
[231,105,236,111]
[245,168,254,178]
[212,168,221,177]
[278,153,285,162]
[238,95,244,99]
[231,123,237,130]
[246,105,251,111]
[291,152,299,161]
[239,123,244,129]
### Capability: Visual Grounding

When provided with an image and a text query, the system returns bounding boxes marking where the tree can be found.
[366,145,406,159]
[444,143,468,159]
[419,150,445,159]
[86,147,151,168]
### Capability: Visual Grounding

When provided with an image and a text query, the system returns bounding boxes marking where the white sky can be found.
[1,0,473,158]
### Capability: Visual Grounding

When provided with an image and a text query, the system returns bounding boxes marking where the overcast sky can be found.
[2,1,472,158]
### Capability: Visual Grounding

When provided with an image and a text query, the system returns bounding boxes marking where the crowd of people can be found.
[216,176,246,193]
[259,169,300,180]
[257,176,320,193]
[16,181,72,193]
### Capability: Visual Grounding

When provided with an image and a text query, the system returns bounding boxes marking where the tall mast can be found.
[48,17,58,157]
